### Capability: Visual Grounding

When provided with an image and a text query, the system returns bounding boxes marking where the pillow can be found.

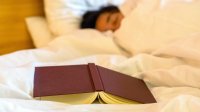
[26,16,54,48]
[44,0,125,36]
[114,0,200,55]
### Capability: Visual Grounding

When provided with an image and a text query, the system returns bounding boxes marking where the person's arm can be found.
[119,0,140,16]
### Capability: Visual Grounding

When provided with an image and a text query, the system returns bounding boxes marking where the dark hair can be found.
[80,5,120,29]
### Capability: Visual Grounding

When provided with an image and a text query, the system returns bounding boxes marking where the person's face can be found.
[95,12,124,32]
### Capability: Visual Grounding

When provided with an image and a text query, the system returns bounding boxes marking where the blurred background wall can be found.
[0,0,44,54]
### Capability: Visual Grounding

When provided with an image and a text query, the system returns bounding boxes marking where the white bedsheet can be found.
[0,95,200,112]
[0,32,200,111]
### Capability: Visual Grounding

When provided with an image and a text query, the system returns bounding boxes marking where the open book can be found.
[33,63,156,104]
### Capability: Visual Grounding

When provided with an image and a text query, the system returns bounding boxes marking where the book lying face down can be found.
[33,63,156,104]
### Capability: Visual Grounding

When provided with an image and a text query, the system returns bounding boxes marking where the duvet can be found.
[0,31,200,111]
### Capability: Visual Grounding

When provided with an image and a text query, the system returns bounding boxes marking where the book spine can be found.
[88,63,104,91]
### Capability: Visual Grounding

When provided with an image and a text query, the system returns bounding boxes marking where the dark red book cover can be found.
[34,63,156,103]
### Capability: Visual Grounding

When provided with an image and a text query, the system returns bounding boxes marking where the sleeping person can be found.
[80,5,124,32]
[80,0,137,32]
[81,0,200,56]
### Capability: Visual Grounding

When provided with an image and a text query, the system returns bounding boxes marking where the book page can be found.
[37,92,98,104]
[99,92,140,104]
[97,94,106,104]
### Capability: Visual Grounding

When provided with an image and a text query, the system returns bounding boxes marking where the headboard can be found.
[0,0,44,55]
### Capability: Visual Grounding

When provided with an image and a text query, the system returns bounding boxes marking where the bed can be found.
[1,0,200,112]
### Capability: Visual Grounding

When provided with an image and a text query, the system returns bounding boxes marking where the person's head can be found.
[80,5,124,32]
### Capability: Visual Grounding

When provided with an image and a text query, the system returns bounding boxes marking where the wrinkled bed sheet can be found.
[0,32,200,111]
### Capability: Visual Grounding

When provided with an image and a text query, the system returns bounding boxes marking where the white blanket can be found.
[1,95,200,112]
[1,0,200,111]
[115,0,200,55]
[1,32,200,111]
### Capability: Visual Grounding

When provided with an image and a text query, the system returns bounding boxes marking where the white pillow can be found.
[114,0,200,55]
[44,0,125,36]
[26,16,54,48]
